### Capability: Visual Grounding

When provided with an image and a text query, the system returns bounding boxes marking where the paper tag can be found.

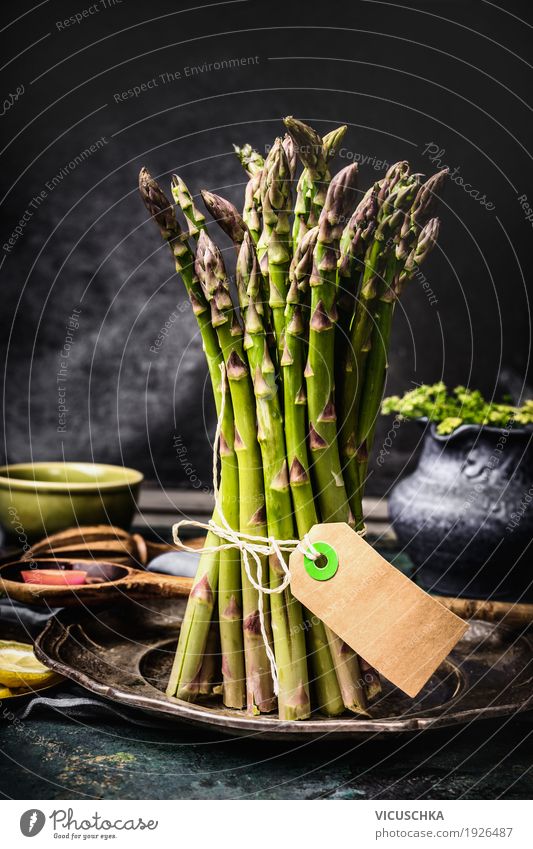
[290,523,468,697]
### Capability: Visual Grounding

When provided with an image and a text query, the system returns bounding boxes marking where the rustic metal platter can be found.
[35,598,533,741]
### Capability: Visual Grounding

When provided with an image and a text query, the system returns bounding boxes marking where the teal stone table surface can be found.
[1,712,532,799]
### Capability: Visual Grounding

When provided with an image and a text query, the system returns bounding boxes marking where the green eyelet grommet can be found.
[304,541,339,581]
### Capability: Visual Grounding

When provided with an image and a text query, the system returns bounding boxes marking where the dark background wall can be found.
[1,0,531,496]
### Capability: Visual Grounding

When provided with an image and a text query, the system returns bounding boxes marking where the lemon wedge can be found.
[0,640,62,690]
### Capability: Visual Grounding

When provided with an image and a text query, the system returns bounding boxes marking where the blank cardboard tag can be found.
[290,523,468,697]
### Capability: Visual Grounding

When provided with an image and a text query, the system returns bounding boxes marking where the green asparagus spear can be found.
[284,117,347,249]
[196,230,276,714]
[237,233,311,719]
[285,227,362,715]
[306,163,359,523]
[138,167,243,706]
[257,138,293,353]
[234,143,264,176]
[339,163,419,527]
[355,218,441,489]
[170,174,206,238]
[201,190,247,246]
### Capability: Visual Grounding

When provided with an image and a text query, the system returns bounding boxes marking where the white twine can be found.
[173,363,321,695]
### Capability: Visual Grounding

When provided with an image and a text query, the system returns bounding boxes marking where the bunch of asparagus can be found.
[139,117,445,720]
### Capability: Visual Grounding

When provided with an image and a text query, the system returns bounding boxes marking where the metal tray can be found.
[35,599,533,741]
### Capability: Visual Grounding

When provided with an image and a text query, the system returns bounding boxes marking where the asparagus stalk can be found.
[235,144,264,245]
[306,163,359,523]
[325,630,368,715]
[201,190,247,246]
[336,183,382,527]
[215,358,246,708]
[355,217,441,486]
[170,174,206,237]
[282,228,356,715]
[352,252,398,493]
[139,168,244,707]
[352,169,447,498]
[337,184,379,343]
[282,132,297,182]
[256,138,292,355]
[305,621,345,715]
[243,170,263,245]
[237,234,311,719]
[395,169,448,267]
[171,174,247,707]
[217,524,247,705]
[234,143,264,176]
[196,622,221,696]
[335,185,380,433]
[322,125,348,161]
[284,117,327,249]
[284,118,347,250]
[204,185,277,371]
[196,231,277,714]
[166,540,219,700]
[400,216,441,286]
[284,228,318,523]
[338,163,419,527]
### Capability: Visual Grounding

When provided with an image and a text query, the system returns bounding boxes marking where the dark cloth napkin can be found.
[0,599,172,726]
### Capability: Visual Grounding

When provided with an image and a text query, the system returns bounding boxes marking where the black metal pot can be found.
[388,421,533,601]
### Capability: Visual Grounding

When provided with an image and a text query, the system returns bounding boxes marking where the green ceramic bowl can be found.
[0,462,144,541]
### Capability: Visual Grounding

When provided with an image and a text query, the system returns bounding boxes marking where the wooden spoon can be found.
[0,558,193,608]
[22,524,204,566]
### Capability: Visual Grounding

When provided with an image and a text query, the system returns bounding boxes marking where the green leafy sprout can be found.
[381,382,533,435]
